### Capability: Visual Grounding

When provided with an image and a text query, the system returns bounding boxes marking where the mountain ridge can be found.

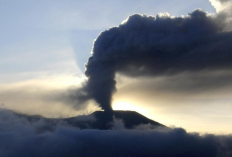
[0,109,166,130]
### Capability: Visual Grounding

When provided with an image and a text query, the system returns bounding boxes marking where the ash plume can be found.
[210,0,232,31]
[83,9,232,112]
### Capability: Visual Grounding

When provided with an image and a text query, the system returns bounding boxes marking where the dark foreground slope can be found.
[12,110,165,130]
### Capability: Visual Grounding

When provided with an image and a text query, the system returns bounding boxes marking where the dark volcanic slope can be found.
[6,110,165,130]
[61,110,165,130]
[111,110,164,127]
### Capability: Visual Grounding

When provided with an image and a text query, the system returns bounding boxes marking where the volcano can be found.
[65,110,165,129]
[11,110,165,130]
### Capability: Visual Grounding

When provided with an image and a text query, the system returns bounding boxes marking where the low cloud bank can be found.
[0,110,231,157]
[0,84,100,117]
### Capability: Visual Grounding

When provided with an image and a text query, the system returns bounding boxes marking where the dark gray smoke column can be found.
[85,9,232,112]
[85,59,116,112]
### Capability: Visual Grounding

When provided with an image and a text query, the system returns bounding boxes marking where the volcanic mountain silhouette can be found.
[12,110,165,130]
[67,111,165,129]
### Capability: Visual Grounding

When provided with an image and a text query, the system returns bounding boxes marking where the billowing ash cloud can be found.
[0,109,232,157]
[84,9,232,111]
[210,0,232,31]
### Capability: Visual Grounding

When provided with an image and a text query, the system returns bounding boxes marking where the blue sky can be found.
[0,0,215,82]
[2,0,231,134]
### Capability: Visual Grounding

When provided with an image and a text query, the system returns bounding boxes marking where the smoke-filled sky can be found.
[1,0,232,134]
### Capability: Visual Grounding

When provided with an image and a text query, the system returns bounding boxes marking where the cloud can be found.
[83,9,232,111]
[115,70,232,97]
[209,0,232,12]
[209,0,232,31]
[0,109,232,157]
[0,82,100,117]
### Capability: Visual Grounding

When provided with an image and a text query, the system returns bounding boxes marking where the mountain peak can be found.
[0,109,165,130]
[88,110,165,129]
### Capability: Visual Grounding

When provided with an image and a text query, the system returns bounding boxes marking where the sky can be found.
[1,0,232,134]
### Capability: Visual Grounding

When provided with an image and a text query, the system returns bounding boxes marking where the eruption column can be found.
[84,10,232,112]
